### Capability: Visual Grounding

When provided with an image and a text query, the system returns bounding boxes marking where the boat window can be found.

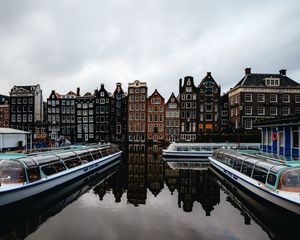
[267,173,277,186]
[77,150,94,163]
[241,162,254,177]
[90,149,102,160]
[100,149,109,157]
[32,155,60,166]
[53,162,66,172]
[64,158,82,168]
[232,158,243,171]
[0,160,25,184]
[27,167,41,182]
[252,166,267,183]
[255,162,272,172]
[20,157,38,168]
[278,168,300,192]
[41,164,57,176]
[226,156,235,167]
[270,165,286,174]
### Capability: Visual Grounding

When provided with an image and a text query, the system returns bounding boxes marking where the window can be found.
[206,113,212,121]
[245,106,252,115]
[270,94,277,103]
[283,107,290,116]
[241,162,254,177]
[295,95,300,103]
[282,94,290,103]
[257,107,265,115]
[222,111,228,116]
[270,107,277,115]
[257,94,265,102]
[244,119,252,129]
[252,167,267,183]
[245,94,252,102]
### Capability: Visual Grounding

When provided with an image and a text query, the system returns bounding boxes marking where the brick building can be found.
[128,80,147,151]
[165,92,180,143]
[111,83,127,143]
[95,84,111,142]
[76,92,95,142]
[147,89,165,145]
[198,72,220,137]
[0,95,9,128]
[179,76,198,142]
[220,93,229,131]
[228,68,300,130]
[10,85,43,138]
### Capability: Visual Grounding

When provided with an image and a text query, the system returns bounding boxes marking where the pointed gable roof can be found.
[148,89,164,101]
[166,92,179,105]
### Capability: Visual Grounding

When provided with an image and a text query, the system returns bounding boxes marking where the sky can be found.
[1,0,300,100]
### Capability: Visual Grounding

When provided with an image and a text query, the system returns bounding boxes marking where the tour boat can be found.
[162,142,260,158]
[209,149,300,215]
[0,144,122,207]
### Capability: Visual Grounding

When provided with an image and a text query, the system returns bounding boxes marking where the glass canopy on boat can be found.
[0,160,25,184]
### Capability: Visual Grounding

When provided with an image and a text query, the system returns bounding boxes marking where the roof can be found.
[0,128,30,134]
[234,73,300,88]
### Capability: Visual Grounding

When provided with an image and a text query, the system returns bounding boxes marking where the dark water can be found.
[0,151,299,240]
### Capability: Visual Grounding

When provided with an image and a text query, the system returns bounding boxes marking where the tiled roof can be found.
[234,73,300,88]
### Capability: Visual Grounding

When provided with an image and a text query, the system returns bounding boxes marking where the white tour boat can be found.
[0,144,122,207]
[209,149,300,215]
[162,142,260,158]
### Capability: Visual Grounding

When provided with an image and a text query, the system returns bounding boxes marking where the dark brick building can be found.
[0,94,9,128]
[228,68,300,130]
[179,76,198,142]
[111,83,127,143]
[198,72,220,138]
[95,84,111,142]
[10,85,43,138]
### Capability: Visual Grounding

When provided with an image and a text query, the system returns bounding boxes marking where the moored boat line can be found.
[162,142,260,158]
[0,143,122,206]
[209,149,300,215]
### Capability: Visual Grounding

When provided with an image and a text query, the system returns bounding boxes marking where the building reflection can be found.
[164,161,220,215]
[127,151,147,206]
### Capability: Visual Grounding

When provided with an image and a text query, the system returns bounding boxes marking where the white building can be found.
[0,128,29,151]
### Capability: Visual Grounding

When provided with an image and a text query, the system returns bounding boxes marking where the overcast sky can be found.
[1,0,300,99]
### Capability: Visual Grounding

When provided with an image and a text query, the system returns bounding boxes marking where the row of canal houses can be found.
[4,68,300,150]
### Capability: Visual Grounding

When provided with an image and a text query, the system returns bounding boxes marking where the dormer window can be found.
[187,79,191,86]
[264,77,280,86]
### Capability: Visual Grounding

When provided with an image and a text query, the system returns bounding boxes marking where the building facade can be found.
[76,92,95,142]
[95,84,111,142]
[128,80,147,151]
[228,68,300,130]
[220,93,229,131]
[10,85,43,137]
[147,89,165,145]
[165,92,180,143]
[198,72,220,137]
[111,83,127,143]
[179,76,198,142]
[0,95,9,128]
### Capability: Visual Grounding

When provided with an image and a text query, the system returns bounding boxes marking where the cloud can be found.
[0,0,300,99]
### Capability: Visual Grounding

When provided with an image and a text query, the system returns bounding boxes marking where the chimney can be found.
[279,69,286,76]
[245,68,251,76]
[76,87,80,96]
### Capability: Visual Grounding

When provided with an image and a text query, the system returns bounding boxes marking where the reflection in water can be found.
[0,159,121,239]
[0,150,298,240]
[211,167,300,240]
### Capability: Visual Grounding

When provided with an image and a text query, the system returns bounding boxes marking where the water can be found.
[0,151,299,240]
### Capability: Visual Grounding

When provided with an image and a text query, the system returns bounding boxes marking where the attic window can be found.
[264,78,280,86]
[187,79,191,85]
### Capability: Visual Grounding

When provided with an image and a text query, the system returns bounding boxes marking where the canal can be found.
[0,151,299,240]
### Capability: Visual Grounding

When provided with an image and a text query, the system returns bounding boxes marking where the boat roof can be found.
[0,128,30,134]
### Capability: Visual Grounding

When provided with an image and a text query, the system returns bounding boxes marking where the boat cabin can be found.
[0,145,119,185]
[212,149,300,192]
[255,117,300,160]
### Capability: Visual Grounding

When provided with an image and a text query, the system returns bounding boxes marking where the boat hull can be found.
[209,157,300,215]
[0,152,122,207]
[162,150,212,158]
